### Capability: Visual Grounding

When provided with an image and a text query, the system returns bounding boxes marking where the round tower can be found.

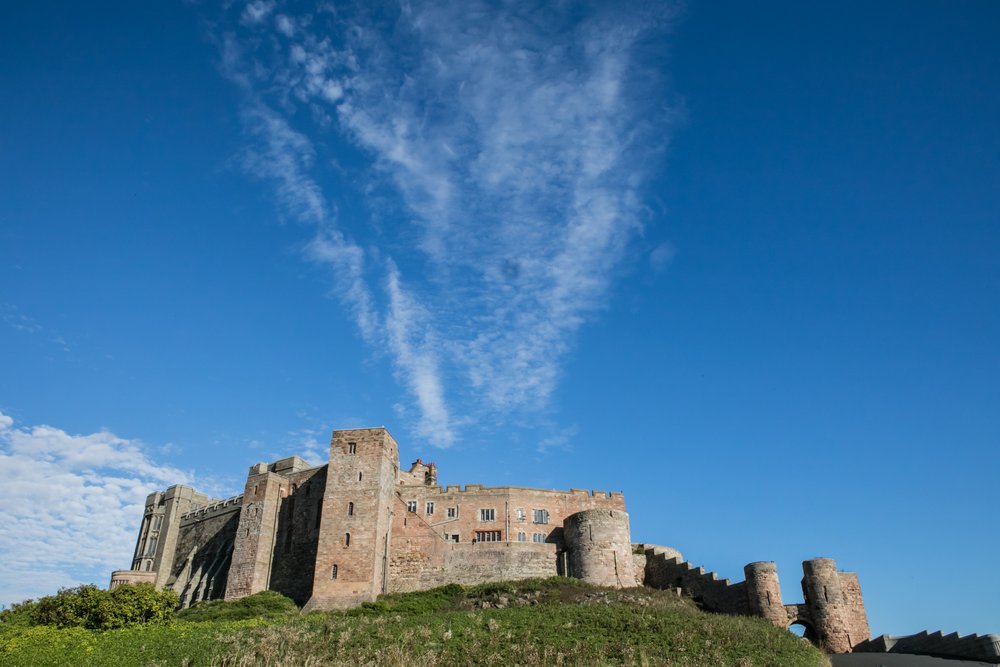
[802,557,851,653]
[744,561,786,626]
[563,509,636,588]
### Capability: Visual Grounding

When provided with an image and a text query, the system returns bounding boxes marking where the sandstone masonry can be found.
[110,426,871,654]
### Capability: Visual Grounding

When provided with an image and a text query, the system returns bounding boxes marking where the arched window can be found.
[347,502,354,516]
[331,564,338,580]
[345,532,351,547]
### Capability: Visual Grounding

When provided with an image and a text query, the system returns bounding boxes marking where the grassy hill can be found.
[0,578,829,666]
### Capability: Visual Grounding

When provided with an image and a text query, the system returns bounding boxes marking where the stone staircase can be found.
[636,544,747,615]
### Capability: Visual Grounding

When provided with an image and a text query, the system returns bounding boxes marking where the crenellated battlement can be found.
[179,494,244,524]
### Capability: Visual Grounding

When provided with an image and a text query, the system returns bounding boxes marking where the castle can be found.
[110,426,871,654]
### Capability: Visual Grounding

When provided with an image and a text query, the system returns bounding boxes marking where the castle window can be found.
[475,530,502,542]
[518,532,526,542]
[406,500,417,513]
[451,534,459,542]
[345,532,351,547]
[145,537,158,557]
[447,507,457,519]
[348,442,357,454]
[426,501,435,515]
[331,565,338,579]
[358,472,363,482]
[516,508,526,522]
[479,508,496,522]
[347,502,354,516]
[151,515,162,531]
[532,533,546,543]
[532,509,549,524]
[143,560,152,571]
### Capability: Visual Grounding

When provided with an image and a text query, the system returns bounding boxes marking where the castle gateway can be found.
[110,426,870,653]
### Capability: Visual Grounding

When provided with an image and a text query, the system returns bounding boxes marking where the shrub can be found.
[0,584,178,630]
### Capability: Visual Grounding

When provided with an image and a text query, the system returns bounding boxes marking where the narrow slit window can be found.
[345,532,351,547]
[347,502,354,516]
[348,442,357,454]
[331,564,338,579]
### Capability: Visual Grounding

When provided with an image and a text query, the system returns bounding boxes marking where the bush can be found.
[0,584,178,630]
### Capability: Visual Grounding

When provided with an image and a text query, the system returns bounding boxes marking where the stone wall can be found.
[641,548,749,614]
[267,466,327,605]
[109,570,156,590]
[392,483,624,547]
[389,539,558,592]
[168,500,241,606]
[638,549,871,654]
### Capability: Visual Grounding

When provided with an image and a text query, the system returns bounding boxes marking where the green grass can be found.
[0,579,829,666]
[175,590,300,623]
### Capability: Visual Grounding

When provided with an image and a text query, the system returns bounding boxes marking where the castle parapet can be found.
[179,494,244,525]
[109,569,157,590]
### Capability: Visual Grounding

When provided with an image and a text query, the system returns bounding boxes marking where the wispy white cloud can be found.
[384,262,455,446]
[0,411,193,607]
[211,0,672,447]
[240,0,275,26]
[650,242,677,272]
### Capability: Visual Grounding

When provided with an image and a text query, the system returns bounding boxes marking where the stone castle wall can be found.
[169,498,242,606]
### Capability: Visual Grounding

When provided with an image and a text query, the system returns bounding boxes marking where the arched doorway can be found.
[788,619,818,645]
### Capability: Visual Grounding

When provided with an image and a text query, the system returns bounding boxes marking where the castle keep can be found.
[111,426,871,653]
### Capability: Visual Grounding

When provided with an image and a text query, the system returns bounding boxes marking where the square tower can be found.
[305,427,399,610]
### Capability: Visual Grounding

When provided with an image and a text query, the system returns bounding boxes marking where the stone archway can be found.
[788,618,818,645]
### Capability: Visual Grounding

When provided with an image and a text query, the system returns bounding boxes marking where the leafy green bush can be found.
[0,584,177,630]
[174,590,298,622]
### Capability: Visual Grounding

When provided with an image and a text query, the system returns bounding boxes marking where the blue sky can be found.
[1,0,998,638]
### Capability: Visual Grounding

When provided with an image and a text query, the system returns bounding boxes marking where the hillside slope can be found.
[1,578,828,666]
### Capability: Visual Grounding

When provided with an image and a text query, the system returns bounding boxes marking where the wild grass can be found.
[0,578,828,666]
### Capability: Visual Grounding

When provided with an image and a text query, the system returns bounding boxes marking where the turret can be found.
[802,557,871,652]
[563,508,636,588]
[744,561,786,626]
